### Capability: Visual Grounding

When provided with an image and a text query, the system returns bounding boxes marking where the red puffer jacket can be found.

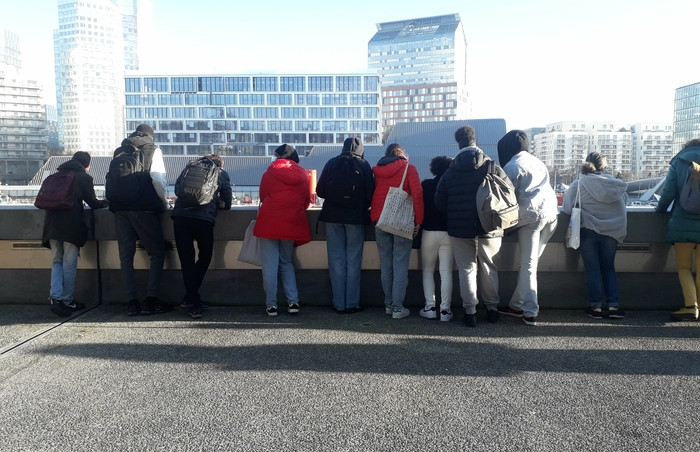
[370,157,424,225]
[254,158,311,245]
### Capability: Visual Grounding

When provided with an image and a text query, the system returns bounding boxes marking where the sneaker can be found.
[333,307,347,314]
[607,306,625,319]
[419,306,437,319]
[440,310,453,322]
[670,305,698,321]
[126,299,141,316]
[288,303,300,315]
[266,306,278,317]
[463,313,476,327]
[346,306,365,314]
[64,300,86,311]
[50,298,72,318]
[180,297,210,310]
[392,307,410,319]
[141,297,172,316]
[498,306,524,318]
[486,309,500,323]
[522,316,538,326]
[188,308,203,319]
[385,304,393,315]
[585,307,603,319]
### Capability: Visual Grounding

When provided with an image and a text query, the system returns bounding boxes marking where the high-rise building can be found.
[630,123,673,178]
[124,73,382,156]
[673,82,700,153]
[368,14,469,131]
[0,29,48,184]
[54,0,145,155]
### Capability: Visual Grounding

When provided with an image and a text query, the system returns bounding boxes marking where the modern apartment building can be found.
[368,14,469,131]
[630,123,673,177]
[674,82,700,153]
[124,73,382,157]
[54,0,147,155]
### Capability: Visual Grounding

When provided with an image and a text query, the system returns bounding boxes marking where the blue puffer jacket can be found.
[656,145,700,244]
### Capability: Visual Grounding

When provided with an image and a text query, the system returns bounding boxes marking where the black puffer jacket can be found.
[172,169,232,224]
[434,146,508,238]
[42,159,109,248]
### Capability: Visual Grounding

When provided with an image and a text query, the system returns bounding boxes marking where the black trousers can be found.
[173,216,214,307]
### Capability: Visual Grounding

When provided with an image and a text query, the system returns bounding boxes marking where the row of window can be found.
[146,119,378,133]
[126,76,379,94]
[125,93,379,107]
[126,107,379,120]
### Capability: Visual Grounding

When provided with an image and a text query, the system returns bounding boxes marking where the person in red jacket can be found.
[254,144,312,316]
[371,143,424,319]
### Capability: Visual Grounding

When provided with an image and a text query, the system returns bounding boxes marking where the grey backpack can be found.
[475,160,519,232]
[679,161,700,214]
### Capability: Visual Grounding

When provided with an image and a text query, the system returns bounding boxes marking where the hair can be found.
[430,156,452,177]
[385,143,406,158]
[454,125,476,148]
[682,138,700,150]
[205,154,223,169]
[581,152,606,174]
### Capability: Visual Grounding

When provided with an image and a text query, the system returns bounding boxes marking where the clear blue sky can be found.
[3,0,699,130]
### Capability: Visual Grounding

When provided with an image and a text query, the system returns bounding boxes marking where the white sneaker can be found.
[419,306,437,319]
[392,307,410,319]
[385,305,392,315]
[439,310,453,322]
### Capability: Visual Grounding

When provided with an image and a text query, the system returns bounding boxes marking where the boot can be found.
[670,305,699,321]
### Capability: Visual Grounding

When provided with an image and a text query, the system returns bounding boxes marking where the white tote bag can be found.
[376,163,415,239]
[566,180,581,249]
[238,219,262,266]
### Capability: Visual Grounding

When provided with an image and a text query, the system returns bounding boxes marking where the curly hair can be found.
[429,156,452,177]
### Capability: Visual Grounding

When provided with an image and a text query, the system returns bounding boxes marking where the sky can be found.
[2,0,699,131]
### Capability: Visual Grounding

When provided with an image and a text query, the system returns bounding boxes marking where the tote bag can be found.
[238,219,262,266]
[565,180,581,249]
[376,163,415,239]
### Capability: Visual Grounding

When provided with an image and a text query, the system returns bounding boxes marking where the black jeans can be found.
[173,216,214,307]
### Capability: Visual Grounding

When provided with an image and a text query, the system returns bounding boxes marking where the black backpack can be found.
[679,161,700,215]
[105,142,154,210]
[323,155,363,207]
[174,157,222,207]
[34,170,76,210]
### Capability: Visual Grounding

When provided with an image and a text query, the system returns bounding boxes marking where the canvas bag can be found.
[376,162,415,239]
[34,170,76,210]
[679,161,700,214]
[175,157,222,207]
[238,219,262,266]
[566,179,582,249]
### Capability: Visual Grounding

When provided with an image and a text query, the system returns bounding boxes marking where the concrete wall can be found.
[0,206,680,310]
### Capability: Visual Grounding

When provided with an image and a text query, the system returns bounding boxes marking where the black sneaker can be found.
[64,300,86,311]
[288,303,300,315]
[607,307,625,319]
[50,298,72,318]
[346,306,365,314]
[180,297,210,310]
[141,297,172,316]
[522,316,538,326]
[463,313,476,328]
[486,309,500,323]
[188,308,203,319]
[126,299,141,316]
[266,306,278,317]
[585,307,603,319]
[498,306,524,318]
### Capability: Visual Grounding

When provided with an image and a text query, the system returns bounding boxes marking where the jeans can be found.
[114,211,165,300]
[673,242,700,308]
[325,223,365,311]
[173,217,214,308]
[260,237,299,308]
[510,217,557,317]
[420,230,453,311]
[375,227,413,310]
[578,228,619,308]
[49,239,80,302]
[450,236,501,314]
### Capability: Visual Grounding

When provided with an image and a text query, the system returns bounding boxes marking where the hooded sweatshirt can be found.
[370,156,424,225]
[562,172,628,243]
[655,145,700,244]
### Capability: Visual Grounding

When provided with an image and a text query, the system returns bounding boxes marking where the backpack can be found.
[34,170,76,210]
[475,160,519,232]
[174,157,222,207]
[105,143,149,206]
[323,155,363,207]
[679,161,700,214]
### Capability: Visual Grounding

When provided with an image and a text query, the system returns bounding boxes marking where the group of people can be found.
[40,123,700,324]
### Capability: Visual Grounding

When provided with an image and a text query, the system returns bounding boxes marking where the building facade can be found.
[630,123,673,178]
[124,73,382,157]
[368,14,469,131]
[674,82,700,153]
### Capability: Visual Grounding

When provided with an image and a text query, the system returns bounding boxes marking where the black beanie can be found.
[497,130,529,167]
[342,137,364,158]
[275,144,299,163]
[72,151,91,168]
[135,124,155,138]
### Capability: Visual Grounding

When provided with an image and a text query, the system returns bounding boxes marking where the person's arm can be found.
[218,171,232,210]
[656,165,677,213]
[149,146,168,209]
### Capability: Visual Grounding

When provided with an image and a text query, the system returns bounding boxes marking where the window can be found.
[126,95,143,106]
[213,120,238,131]
[351,120,377,131]
[350,94,379,105]
[336,107,362,119]
[280,76,305,92]
[267,121,293,131]
[309,133,334,143]
[160,145,185,155]
[172,107,196,118]
[295,94,320,105]
[282,133,307,143]
[322,94,347,105]
[153,133,170,143]
[145,107,168,119]
[267,94,293,105]
[171,77,196,92]
[225,77,250,91]
[254,107,279,119]
[200,107,225,119]
[159,120,183,130]
[210,94,237,105]
[185,94,210,105]
[200,133,225,143]
[282,107,306,119]
[198,77,224,92]
[364,76,378,91]
[125,78,142,93]
[226,107,251,118]
[254,133,280,143]
[323,121,347,131]
[144,77,168,92]
[253,76,277,91]
[308,76,333,91]
[239,94,265,105]
[309,107,333,119]
[172,133,197,142]
[185,121,210,131]
[239,120,266,131]
[295,121,320,131]
[158,94,183,105]
[336,76,362,92]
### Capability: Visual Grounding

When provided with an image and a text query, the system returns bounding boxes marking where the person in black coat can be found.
[42,151,108,317]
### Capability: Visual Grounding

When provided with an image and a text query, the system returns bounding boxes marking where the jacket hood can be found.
[671,146,700,165]
[122,133,153,149]
[579,172,628,203]
[452,146,489,172]
[341,138,364,158]
[267,158,308,186]
[374,156,407,178]
[57,158,87,172]
[497,130,529,167]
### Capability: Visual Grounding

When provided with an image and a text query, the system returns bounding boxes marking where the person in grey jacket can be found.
[562,152,628,319]
[497,130,558,326]
[655,138,700,321]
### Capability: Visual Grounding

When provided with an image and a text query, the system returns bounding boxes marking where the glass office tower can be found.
[674,82,700,153]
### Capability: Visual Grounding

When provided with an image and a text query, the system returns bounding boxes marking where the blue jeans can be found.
[375,227,413,310]
[260,238,299,308]
[326,223,365,311]
[579,228,619,308]
[49,239,80,302]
